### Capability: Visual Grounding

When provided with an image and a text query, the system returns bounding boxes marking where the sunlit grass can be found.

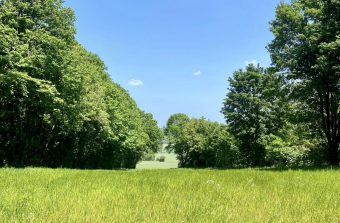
[136,152,178,169]
[0,168,339,222]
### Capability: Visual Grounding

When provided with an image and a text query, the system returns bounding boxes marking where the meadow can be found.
[136,152,178,169]
[0,168,339,222]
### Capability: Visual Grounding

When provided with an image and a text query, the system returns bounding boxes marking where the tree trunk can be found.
[318,88,339,166]
[328,140,339,165]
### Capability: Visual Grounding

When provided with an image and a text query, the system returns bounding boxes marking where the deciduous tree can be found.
[221,65,287,166]
[268,0,340,165]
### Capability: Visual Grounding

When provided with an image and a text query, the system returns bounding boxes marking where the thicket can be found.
[164,114,238,168]
[0,0,163,169]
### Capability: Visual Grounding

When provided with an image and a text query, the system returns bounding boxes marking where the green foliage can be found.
[165,114,237,168]
[0,0,75,167]
[222,65,288,166]
[141,153,156,161]
[264,134,308,167]
[164,113,190,152]
[1,0,337,169]
[221,63,329,167]
[141,112,164,154]
[0,0,162,169]
[156,155,165,162]
[268,0,340,164]
[264,121,329,167]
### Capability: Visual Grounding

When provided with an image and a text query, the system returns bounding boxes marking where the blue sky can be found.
[64,0,281,127]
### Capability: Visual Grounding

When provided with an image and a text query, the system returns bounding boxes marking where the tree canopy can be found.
[0,0,338,169]
[0,0,162,169]
[221,65,289,166]
[268,0,340,164]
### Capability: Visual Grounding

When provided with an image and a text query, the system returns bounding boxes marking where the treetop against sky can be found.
[64,0,282,126]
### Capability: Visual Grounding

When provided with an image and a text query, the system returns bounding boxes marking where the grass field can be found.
[0,168,339,222]
[136,152,178,169]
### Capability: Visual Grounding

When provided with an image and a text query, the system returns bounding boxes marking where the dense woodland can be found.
[0,0,163,168]
[0,0,339,169]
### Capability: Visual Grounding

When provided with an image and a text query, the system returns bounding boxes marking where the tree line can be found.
[165,65,326,167]
[165,0,339,167]
[0,0,163,169]
[0,0,338,169]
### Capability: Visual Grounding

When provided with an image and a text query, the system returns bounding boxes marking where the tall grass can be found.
[0,168,339,222]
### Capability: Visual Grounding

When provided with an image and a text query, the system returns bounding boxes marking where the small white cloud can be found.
[245,60,258,66]
[193,70,201,76]
[128,79,143,86]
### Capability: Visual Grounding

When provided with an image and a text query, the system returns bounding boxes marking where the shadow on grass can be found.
[178,165,340,172]
[2,165,339,172]
[257,165,340,172]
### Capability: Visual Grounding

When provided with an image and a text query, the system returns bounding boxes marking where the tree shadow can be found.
[257,165,340,172]
[178,165,340,172]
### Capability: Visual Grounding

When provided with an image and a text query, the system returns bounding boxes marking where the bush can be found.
[266,146,307,167]
[156,156,165,162]
[265,135,308,167]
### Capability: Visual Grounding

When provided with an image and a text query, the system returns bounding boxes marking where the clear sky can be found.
[64,0,281,127]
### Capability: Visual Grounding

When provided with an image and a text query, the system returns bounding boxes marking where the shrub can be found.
[156,156,165,162]
[265,135,308,167]
[266,146,307,167]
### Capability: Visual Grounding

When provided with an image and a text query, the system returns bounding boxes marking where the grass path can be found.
[0,168,339,222]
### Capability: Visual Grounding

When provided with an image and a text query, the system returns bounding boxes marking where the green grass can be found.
[0,168,339,222]
[136,152,178,169]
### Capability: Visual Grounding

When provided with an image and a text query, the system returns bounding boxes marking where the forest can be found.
[0,0,339,169]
